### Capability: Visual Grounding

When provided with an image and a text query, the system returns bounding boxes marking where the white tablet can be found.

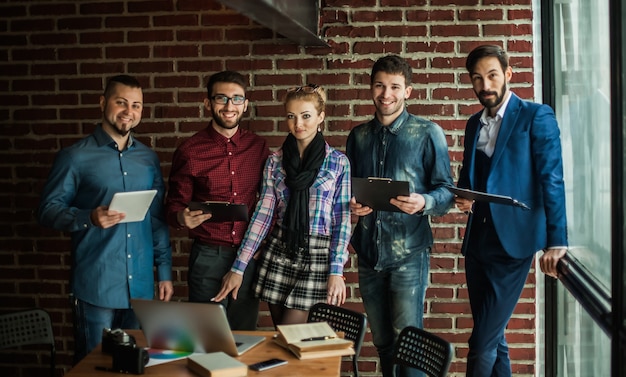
[108,190,158,223]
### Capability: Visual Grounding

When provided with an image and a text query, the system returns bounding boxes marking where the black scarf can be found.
[282,132,326,253]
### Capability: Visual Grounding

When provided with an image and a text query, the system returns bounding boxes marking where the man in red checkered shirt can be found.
[165,71,270,330]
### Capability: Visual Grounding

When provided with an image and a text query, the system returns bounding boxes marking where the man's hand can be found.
[390,193,425,215]
[178,208,212,229]
[91,206,126,228]
[454,197,474,214]
[350,197,372,218]
[539,248,567,279]
[212,271,243,302]
[158,281,174,301]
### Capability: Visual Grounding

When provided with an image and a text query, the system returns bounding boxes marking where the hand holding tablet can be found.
[188,201,249,222]
[108,190,158,223]
[446,186,530,210]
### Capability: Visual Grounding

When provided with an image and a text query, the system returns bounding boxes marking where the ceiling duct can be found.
[216,0,329,47]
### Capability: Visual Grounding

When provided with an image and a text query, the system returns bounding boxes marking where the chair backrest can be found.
[392,326,453,377]
[0,308,56,377]
[307,303,367,377]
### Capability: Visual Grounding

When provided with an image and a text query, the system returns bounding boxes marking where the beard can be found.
[110,124,132,137]
[374,96,406,121]
[477,82,507,110]
[213,113,240,130]
[102,115,134,137]
[101,102,138,137]
[210,102,243,130]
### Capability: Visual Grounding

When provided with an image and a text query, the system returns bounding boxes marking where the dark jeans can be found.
[71,296,139,365]
[188,240,259,330]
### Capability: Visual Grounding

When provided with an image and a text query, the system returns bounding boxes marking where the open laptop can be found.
[130,299,265,357]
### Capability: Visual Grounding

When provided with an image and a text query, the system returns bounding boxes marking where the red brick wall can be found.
[0,1,537,376]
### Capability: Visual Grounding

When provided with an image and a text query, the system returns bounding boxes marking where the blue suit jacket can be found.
[458,93,568,259]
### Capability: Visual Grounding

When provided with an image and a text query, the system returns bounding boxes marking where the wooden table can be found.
[65,330,341,377]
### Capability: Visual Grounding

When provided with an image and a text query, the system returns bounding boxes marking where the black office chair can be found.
[0,308,56,377]
[307,303,367,377]
[392,326,453,377]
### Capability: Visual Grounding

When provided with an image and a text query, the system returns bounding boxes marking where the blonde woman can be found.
[214,84,352,326]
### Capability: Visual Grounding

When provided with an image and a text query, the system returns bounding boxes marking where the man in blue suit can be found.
[455,45,568,376]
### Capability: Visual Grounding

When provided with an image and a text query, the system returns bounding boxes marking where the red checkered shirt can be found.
[165,125,270,246]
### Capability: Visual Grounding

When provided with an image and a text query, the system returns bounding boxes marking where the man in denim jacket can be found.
[347,55,454,377]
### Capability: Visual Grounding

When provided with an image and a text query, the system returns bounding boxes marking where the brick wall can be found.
[0,0,537,376]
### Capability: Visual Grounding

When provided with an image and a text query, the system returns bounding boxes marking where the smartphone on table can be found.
[249,358,288,371]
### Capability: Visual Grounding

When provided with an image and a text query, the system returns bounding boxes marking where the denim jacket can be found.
[346,110,454,270]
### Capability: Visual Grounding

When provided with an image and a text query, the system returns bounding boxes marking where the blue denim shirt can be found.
[37,125,172,308]
[346,110,454,270]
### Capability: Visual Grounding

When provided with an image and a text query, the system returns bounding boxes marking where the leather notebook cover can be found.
[445,186,530,210]
[188,201,249,222]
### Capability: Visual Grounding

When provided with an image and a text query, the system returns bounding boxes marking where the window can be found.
[555,0,611,289]
[536,0,615,376]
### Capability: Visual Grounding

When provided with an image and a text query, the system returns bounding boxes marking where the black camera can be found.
[102,328,136,354]
[101,328,149,374]
[111,343,149,374]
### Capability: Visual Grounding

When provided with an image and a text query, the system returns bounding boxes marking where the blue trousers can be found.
[465,227,534,377]
[358,250,429,377]
[72,297,140,364]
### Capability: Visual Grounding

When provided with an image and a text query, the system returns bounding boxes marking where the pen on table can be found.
[301,336,335,341]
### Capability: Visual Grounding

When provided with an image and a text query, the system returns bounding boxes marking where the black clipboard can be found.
[352,177,410,212]
[446,186,530,210]
[188,201,249,222]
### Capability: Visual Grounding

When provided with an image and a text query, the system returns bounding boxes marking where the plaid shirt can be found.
[165,126,270,246]
[232,143,352,275]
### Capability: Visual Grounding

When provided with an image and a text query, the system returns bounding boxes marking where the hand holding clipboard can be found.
[188,201,249,222]
[446,186,530,210]
[352,177,410,212]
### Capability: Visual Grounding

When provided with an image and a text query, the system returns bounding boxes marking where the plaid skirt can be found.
[254,230,331,311]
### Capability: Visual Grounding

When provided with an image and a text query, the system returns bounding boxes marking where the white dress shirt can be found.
[476,91,512,157]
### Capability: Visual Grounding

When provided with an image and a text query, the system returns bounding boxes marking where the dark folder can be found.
[445,186,530,210]
[352,177,410,213]
[188,201,249,222]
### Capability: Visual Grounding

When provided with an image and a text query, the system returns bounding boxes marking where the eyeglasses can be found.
[287,84,320,93]
[210,94,246,105]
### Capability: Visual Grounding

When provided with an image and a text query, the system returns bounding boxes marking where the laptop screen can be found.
[130,299,264,356]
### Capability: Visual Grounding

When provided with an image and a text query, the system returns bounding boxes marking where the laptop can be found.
[130,299,265,356]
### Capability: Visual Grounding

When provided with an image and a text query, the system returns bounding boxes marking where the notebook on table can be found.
[130,299,265,357]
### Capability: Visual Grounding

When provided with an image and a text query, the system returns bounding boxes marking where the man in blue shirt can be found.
[347,55,454,377]
[38,75,173,363]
